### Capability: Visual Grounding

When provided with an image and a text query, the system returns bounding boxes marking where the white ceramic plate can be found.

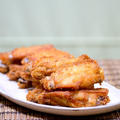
[0,73,120,116]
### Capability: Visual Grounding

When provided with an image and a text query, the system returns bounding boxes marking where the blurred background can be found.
[0,0,120,59]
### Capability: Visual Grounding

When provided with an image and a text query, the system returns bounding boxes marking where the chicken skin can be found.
[21,48,73,65]
[7,64,24,80]
[31,55,104,90]
[27,88,109,107]
[11,44,54,62]
[31,54,91,81]
[31,56,75,81]
[0,44,110,108]
[0,44,54,73]
[0,52,12,73]
[21,49,74,81]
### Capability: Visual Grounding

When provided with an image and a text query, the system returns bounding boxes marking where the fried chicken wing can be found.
[0,52,12,73]
[7,64,24,80]
[17,79,42,89]
[7,64,38,88]
[0,44,109,108]
[11,44,54,62]
[0,45,54,74]
[21,48,73,65]
[31,56,75,81]
[21,49,74,81]
[0,61,8,73]
[17,78,32,88]
[41,55,104,90]
[26,88,109,107]
[31,55,93,81]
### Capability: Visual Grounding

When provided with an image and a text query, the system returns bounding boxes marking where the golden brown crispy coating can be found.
[17,78,32,88]
[31,56,75,81]
[21,48,73,65]
[26,88,109,107]
[7,64,40,88]
[0,52,12,73]
[11,44,54,62]
[7,64,24,80]
[21,49,74,81]
[26,88,44,102]
[17,79,42,89]
[0,63,8,73]
[0,45,54,73]
[31,54,96,82]
[0,52,12,65]
[19,63,33,81]
[41,55,104,91]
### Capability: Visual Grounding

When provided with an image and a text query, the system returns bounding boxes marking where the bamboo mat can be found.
[0,60,120,120]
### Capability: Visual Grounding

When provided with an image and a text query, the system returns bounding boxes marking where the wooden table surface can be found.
[0,60,120,120]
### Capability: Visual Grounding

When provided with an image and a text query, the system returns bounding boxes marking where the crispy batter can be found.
[26,88,109,107]
[21,49,74,81]
[21,48,73,65]
[17,78,32,88]
[0,52,12,65]
[17,79,42,89]
[0,45,54,74]
[26,88,44,102]
[0,63,8,73]
[7,64,41,88]
[11,44,54,62]
[7,64,24,80]
[31,54,93,81]
[0,45,109,108]
[31,56,75,81]
[41,55,104,90]
[0,52,12,73]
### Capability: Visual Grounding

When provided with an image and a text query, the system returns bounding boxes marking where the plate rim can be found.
[0,81,120,111]
[0,73,120,116]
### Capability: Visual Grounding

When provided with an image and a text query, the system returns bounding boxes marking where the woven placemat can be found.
[0,60,120,120]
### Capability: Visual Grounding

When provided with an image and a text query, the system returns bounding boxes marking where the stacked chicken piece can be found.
[0,44,110,107]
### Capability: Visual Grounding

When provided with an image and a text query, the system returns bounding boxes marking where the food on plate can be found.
[41,56,104,91]
[21,48,73,65]
[0,44,110,107]
[32,54,104,90]
[11,44,54,62]
[7,64,24,80]
[0,52,12,73]
[20,49,74,82]
[17,78,32,89]
[27,88,109,107]
[0,44,54,73]
[7,46,73,88]
[31,56,75,81]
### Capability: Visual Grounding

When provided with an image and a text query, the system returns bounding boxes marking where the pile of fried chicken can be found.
[0,44,110,107]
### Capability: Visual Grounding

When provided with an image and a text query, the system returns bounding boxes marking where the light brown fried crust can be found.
[7,64,36,88]
[11,44,55,62]
[17,79,42,89]
[26,88,44,102]
[31,56,75,81]
[0,65,8,73]
[7,64,24,80]
[41,54,104,91]
[17,79,32,89]
[40,55,104,91]
[21,49,74,81]
[0,52,12,73]
[0,52,12,65]
[26,88,110,107]
[0,45,54,74]
[19,63,33,81]
[31,54,98,82]
[21,48,73,65]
